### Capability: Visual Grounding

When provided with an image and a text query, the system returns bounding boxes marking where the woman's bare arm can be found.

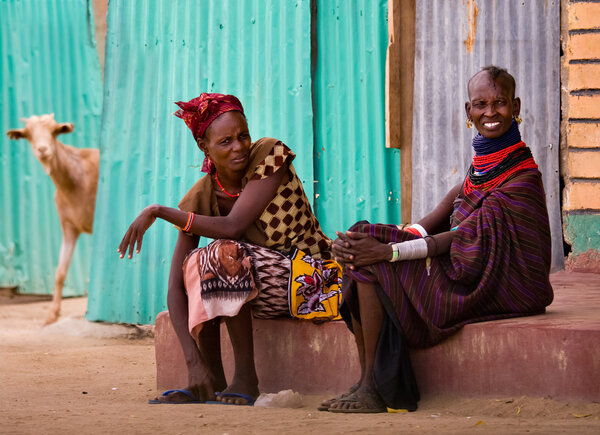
[118,162,289,259]
[333,229,457,269]
[332,183,463,268]
[416,183,462,235]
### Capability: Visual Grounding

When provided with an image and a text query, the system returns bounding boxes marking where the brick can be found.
[567,150,600,178]
[567,33,600,60]
[569,64,600,91]
[568,94,600,119]
[568,122,600,148]
[568,2,600,30]
[563,182,600,210]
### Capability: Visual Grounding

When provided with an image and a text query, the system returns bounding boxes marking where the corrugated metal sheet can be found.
[314,0,401,237]
[87,0,314,323]
[411,0,563,270]
[0,0,103,295]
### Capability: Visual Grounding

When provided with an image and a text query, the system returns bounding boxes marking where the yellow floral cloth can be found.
[288,249,342,320]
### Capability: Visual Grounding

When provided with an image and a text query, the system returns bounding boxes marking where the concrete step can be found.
[154,271,600,401]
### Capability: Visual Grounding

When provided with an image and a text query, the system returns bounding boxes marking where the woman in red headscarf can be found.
[119,93,341,405]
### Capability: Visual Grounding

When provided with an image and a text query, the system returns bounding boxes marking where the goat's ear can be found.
[54,123,74,136]
[6,128,26,140]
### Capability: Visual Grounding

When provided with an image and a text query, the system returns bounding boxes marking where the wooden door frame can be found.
[385,0,416,224]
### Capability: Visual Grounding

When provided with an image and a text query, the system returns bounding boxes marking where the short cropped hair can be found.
[468,65,517,98]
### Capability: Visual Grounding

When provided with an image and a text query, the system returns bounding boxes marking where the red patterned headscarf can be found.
[174,93,245,173]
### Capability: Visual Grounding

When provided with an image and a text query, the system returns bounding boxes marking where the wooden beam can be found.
[385,0,416,223]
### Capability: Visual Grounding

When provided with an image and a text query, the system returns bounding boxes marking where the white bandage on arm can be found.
[389,238,428,262]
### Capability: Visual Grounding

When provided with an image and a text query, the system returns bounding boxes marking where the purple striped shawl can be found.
[343,168,553,348]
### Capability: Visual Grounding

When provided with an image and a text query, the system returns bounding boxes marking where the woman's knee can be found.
[202,240,251,279]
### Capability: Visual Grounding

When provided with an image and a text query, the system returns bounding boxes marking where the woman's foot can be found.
[149,388,202,404]
[327,385,387,413]
[317,382,360,411]
[215,379,259,405]
[185,359,223,401]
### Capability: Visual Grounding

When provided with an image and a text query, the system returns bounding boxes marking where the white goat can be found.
[6,114,99,324]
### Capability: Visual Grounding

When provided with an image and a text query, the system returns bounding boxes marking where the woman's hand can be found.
[118,205,159,259]
[333,231,392,269]
[332,232,353,265]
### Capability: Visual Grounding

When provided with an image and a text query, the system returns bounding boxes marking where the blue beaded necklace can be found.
[472,119,521,156]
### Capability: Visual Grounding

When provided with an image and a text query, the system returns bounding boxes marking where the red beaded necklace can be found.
[214,172,241,198]
[464,141,538,195]
[472,142,525,172]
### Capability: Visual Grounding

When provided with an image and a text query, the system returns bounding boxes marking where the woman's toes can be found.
[220,396,239,405]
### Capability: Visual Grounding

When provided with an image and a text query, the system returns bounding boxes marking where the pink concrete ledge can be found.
[155,271,600,401]
[155,314,360,395]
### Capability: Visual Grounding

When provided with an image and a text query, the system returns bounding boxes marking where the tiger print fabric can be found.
[244,243,290,319]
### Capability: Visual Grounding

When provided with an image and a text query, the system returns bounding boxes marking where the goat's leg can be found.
[45,225,80,325]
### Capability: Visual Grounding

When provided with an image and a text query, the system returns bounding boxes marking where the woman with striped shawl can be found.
[323,66,554,413]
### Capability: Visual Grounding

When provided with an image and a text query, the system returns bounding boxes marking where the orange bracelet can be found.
[182,212,194,232]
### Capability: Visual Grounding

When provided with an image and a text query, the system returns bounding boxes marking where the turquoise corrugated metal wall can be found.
[0,0,103,295]
[87,0,314,323]
[314,0,400,237]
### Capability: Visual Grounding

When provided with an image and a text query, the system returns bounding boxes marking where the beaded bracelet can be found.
[182,212,195,232]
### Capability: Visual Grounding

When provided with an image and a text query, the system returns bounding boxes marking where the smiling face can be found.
[198,111,251,175]
[465,71,521,139]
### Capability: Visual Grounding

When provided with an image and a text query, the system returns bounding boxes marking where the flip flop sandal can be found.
[327,388,387,414]
[317,383,360,411]
[328,405,387,414]
[206,392,256,406]
[148,389,203,404]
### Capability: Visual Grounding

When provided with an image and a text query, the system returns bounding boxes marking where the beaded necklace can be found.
[214,172,242,198]
[472,142,526,174]
[464,122,538,195]
[472,119,522,155]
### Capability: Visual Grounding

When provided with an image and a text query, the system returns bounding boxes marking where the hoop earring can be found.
[514,115,522,124]
[201,155,216,174]
[466,118,473,129]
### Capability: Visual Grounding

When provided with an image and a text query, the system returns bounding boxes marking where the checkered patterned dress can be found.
[248,139,332,259]
[179,137,332,260]
[178,138,335,324]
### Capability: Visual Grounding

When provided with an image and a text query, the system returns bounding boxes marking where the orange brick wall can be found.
[567,123,600,148]
[561,0,600,268]
[562,0,600,211]
[568,1,600,29]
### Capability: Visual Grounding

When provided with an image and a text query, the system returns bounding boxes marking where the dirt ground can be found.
[1,295,599,435]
